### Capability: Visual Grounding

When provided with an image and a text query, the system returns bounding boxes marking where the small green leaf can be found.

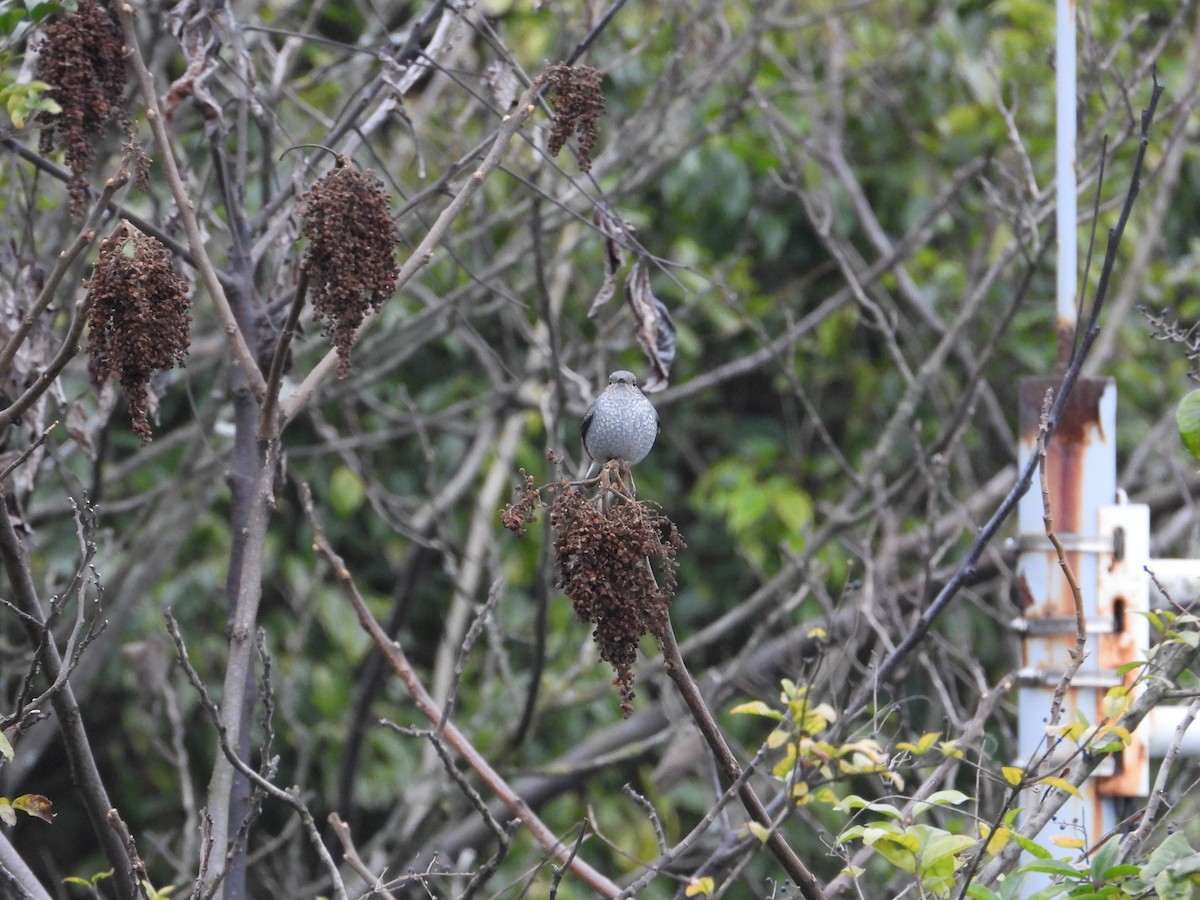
[1001,766,1024,786]
[747,821,770,844]
[328,465,365,517]
[1039,776,1082,799]
[0,730,12,762]
[1177,389,1200,461]
[1011,832,1051,859]
[729,700,783,720]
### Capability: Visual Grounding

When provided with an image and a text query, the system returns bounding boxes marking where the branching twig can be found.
[114,3,267,400]
[848,73,1164,718]
[0,487,138,898]
[299,483,623,898]
[0,167,126,380]
[327,814,399,900]
[1036,390,1089,730]
[163,609,348,900]
[657,618,826,900]
[280,79,544,422]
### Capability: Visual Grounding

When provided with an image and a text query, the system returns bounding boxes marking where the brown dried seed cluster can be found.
[86,223,192,444]
[552,486,684,717]
[500,470,541,535]
[545,63,605,173]
[298,159,400,378]
[35,0,128,217]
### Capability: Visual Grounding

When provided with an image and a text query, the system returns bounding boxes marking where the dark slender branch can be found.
[848,73,1164,718]
[1,137,209,274]
[658,618,827,900]
[0,295,91,429]
[259,270,308,439]
[0,488,140,899]
[299,483,623,898]
[163,609,348,900]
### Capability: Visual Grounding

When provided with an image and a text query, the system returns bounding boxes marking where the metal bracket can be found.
[1015,533,1115,555]
[1010,615,1116,636]
[1016,667,1123,689]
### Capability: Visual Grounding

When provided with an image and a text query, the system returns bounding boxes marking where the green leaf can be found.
[965,886,1000,900]
[328,465,365,517]
[1142,832,1198,880]
[0,729,11,762]
[1039,776,1082,799]
[28,2,62,22]
[747,821,770,844]
[1088,836,1120,882]
[911,789,970,816]
[1011,832,1052,859]
[729,700,783,720]
[833,794,903,818]
[1177,389,1200,461]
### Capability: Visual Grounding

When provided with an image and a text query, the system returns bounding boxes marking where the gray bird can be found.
[581,371,659,471]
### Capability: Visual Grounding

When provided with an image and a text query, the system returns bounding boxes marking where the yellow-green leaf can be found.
[1176,389,1200,461]
[896,730,942,755]
[981,825,1011,854]
[1039,776,1082,799]
[747,822,770,844]
[729,700,783,720]
[1101,686,1130,720]
[685,876,714,897]
[12,794,54,823]
[1001,766,1024,786]
[1050,835,1085,849]
[0,730,11,762]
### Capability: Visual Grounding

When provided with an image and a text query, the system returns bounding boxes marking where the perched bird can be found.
[581,370,659,474]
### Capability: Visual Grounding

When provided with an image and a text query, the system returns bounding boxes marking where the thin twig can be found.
[0,487,139,898]
[280,79,545,422]
[299,483,623,898]
[0,168,127,379]
[381,722,516,899]
[657,618,826,900]
[114,2,267,399]
[327,814,399,900]
[1037,391,1089,729]
[848,73,1164,718]
[163,609,348,900]
[258,271,308,439]
[1117,695,1200,862]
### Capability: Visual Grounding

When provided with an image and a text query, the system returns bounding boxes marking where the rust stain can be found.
[1019,376,1107,446]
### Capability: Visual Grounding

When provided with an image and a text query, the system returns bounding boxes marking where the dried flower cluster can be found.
[35,0,128,217]
[552,486,684,716]
[298,159,400,377]
[86,223,192,444]
[545,63,605,173]
[500,470,541,535]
